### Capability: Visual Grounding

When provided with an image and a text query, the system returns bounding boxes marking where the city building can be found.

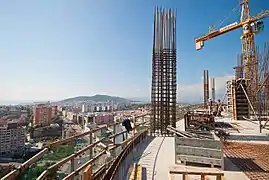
[0,121,26,156]
[33,105,53,127]
[82,104,88,113]
[94,113,114,125]
[51,105,58,117]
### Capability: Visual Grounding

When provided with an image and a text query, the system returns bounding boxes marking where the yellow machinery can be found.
[195,0,269,108]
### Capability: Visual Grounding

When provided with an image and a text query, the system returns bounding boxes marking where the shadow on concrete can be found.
[142,167,147,180]
[225,157,267,172]
[215,122,234,129]
[131,136,155,163]
[227,134,269,141]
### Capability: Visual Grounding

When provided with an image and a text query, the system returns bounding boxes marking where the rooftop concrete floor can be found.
[132,118,251,180]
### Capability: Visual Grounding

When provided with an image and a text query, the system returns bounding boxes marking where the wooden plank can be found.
[175,137,221,149]
[129,164,142,180]
[175,145,222,159]
[169,166,224,176]
[176,154,222,167]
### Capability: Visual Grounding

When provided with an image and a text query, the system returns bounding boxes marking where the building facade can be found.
[94,113,114,125]
[0,122,26,156]
[33,105,53,127]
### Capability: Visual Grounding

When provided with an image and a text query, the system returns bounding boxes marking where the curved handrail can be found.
[101,130,148,180]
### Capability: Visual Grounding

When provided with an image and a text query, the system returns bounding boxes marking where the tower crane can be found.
[195,0,269,109]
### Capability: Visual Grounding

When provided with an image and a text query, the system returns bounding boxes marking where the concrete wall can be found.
[175,136,224,168]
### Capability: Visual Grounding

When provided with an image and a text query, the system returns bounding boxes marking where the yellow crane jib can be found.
[195,1,269,50]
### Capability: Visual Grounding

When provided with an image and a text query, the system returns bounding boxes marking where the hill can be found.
[60,94,130,103]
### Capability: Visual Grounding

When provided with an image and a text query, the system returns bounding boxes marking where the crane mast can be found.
[240,0,258,109]
[195,0,269,110]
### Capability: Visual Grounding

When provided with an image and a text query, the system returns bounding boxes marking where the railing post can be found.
[70,158,75,180]
[113,124,116,145]
[133,117,136,136]
[89,133,93,159]
[122,132,125,142]
[83,164,92,180]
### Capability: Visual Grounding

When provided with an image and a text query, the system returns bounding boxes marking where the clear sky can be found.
[0,0,268,103]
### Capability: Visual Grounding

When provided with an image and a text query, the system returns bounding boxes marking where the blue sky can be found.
[0,0,268,103]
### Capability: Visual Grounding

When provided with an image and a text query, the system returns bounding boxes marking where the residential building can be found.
[82,104,88,113]
[94,113,114,125]
[51,105,58,117]
[0,121,26,156]
[33,105,52,127]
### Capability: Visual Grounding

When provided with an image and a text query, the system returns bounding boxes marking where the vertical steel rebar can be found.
[211,78,216,102]
[151,7,177,135]
[203,70,209,108]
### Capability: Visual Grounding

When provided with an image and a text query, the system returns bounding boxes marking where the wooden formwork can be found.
[174,136,224,169]
[169,166,224,180]
[184,111,215,131]
[232,79,249,120]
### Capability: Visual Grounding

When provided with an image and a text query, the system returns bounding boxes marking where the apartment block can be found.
[94,113,114,125]
[51,105,58,117]
[33,105,52,127]
[0,122,26,156]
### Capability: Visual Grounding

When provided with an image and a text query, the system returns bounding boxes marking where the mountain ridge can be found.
[59,94,131,103]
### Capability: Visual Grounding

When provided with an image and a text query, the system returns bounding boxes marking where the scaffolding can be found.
[151,7,177,135]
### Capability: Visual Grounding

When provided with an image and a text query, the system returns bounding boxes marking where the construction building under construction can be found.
[3,1,269,180]
[151,7,177,135]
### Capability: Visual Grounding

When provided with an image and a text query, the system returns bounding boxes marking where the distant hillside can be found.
[60,95,130,103]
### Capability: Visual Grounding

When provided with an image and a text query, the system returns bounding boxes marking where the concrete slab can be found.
[223,156,249,180]
[154,137,175,180]
[135,136,167,180]
[128,118,256,180]
[131,136,249,180]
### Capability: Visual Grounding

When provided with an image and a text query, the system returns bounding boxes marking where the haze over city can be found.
[0,0,268,104]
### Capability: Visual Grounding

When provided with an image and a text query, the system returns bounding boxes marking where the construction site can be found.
[2,0,269,180]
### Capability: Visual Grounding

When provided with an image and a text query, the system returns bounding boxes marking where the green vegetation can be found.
[19,143,76,179]
[18,162,56,180]
[43,142,75,161]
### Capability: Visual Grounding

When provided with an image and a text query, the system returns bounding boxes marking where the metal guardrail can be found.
[1,148,49,180]
[2,114,150,180]
[36,120,150,180]
[100,130,148,180]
